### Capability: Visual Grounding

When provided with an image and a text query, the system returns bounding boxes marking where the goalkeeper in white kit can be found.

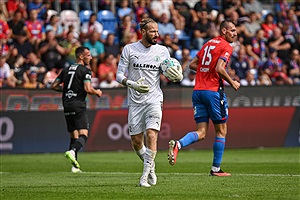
[116,17,183,187]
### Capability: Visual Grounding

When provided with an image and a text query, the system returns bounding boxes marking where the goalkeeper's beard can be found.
[146,35,157,45]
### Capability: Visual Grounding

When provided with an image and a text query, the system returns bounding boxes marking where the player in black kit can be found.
[51,46,102,173]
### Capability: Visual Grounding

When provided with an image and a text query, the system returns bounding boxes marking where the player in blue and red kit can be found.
[168,20,240,176]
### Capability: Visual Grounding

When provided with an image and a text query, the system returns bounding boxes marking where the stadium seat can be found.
[174,49,182,61]
[79,10,94,24]
[101,30,110,40]
[190,49,198,59]
[174,30,190,49]
[59,10,80,34]
[97,10,118,33]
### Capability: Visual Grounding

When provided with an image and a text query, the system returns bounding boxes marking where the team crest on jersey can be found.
[224,52,230,59]
[154,56,160,62]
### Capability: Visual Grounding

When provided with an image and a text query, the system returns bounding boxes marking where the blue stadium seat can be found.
[79,10,93,23]
[174,49,182,61]
[97,10,118,33]
[174,30,190,49]
[190,49,198,59]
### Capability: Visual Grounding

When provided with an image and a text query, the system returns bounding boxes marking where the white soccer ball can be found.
[160,57,182,78]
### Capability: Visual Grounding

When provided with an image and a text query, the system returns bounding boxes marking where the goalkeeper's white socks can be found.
[135,145,146,161]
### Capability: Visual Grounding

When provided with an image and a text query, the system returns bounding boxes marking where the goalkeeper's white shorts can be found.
[128,103,162,135]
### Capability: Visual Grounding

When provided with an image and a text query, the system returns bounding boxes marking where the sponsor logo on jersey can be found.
[200,67,210,72]
[133,63,159,70]
[209,39,221,44]
[65,90,77,98]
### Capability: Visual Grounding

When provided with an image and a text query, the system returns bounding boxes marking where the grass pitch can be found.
[1,147,299,200]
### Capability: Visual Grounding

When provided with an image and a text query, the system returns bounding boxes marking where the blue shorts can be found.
[192,90,228,124]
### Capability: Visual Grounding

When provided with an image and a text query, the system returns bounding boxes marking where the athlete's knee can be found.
[195,130,207,141]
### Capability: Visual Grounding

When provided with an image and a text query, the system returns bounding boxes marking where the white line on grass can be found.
[1,171,299,177]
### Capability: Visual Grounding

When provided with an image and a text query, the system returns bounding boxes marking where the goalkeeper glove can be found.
[166,67,183,82]
[126,77,150,93]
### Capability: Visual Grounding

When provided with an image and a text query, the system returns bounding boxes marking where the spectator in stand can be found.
[104,33,121,59]
[161,34,180,58]
[286,48,300,84]
[133,0,149,23]
[8,10,30,43]
[99,71,121,88]
[240,69,259,86]
[192,10,212,50]
[0,1,8,21]
[243,11,262,38]
[83,31,105,76]
[26,9,46,51]
[258,73,272,86]
[6,0,27,19]
[0,55,15,88]
[222,0,246,18]
[43,68,58,88]
[117,0,135,22]
[261,47,293,85]
[119,14,138,46]
[59,30,81,66]
[267,26,292,63]
[0,19,11,40]
[11,30,34,58]
[245,29,267,69]
[275,0,290,22]
[10,54,28,88]
[180,70,196,86]
[261,13,278,39]
[23,70,45,89]
[173,0,198,31]
[150,0,184,30]
[97,53,117,83]
[98,0,113,11]
[38,30,66,73]
[27,0,50,21]
[193,0,213,15]
[292,0,300,22]
[180,48,192,78]
[158,13,177,40]
[242,0,263,19]
[25,52,47,83]
[230,46,254,81]
[279,9,300,44]
[210,13,225,37]
[80,13,103,43]
[45,14,64,41]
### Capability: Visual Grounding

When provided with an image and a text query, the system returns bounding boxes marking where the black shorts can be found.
[64,109,89,132]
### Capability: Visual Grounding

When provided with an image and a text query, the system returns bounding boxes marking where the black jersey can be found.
[57,64,92,109]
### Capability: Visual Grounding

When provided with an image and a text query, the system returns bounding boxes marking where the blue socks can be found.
[178,132,199,148]
[212,137,226,167]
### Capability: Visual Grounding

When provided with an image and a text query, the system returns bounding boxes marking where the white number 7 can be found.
[202,45,216,66]
[67,71,75,89]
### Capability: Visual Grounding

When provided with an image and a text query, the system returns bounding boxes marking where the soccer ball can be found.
[159,57,182,78]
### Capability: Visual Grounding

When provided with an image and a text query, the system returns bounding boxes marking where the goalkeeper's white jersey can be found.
[117,41,170,106]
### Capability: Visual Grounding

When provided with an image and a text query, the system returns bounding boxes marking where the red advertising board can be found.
[86,107,296,151]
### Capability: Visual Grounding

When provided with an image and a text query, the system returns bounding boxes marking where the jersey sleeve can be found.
[116,44,130,83]
[83,68,92,82]
[219,44,233,64]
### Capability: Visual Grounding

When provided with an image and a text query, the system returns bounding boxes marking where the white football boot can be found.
[148,162,157,185]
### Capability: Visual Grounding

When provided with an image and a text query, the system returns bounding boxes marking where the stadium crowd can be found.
[0,0,299,89]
